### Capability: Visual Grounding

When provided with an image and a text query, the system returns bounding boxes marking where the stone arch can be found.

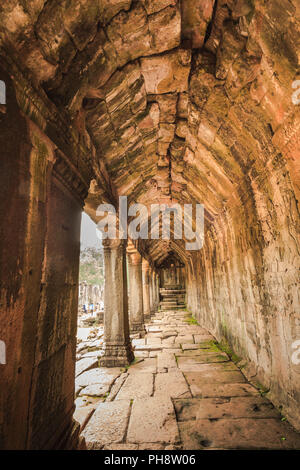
[0,0,299,449]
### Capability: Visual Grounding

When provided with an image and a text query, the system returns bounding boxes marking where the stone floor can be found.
[75,310,300,450]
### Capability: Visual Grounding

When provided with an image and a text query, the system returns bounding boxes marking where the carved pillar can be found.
[99,239,134,367]
[156,272,160,310]
[0,62,95,449]
[142,259,151,323]
[149,269,157,315]
[149,268,153,315]
[127,250,145,336]
[155,272,160,310]
[152,271,157,312]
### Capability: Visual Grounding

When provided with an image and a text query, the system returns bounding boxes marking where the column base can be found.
[99,343,134,367]
[130,322,146,337]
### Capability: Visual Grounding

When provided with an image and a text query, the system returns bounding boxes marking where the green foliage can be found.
[79,246,104,285]
[255,381,270,397]
[184,314,198,325]
[208,339,241,364]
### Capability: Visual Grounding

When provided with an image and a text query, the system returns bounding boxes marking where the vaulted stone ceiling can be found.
[1,0,299,266]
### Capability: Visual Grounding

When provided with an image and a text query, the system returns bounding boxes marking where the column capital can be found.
[102,238,127,250]
[127,250,142,265]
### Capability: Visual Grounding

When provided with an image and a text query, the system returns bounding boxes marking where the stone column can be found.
[0,64,97,449]
[142,259,151,322]
[156,272,160,310]
[99,239,134,367]
[127,250,145,336]
[152,271,157,312]
[149,268,156,315]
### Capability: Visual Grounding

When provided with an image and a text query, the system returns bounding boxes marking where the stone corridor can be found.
[1,0,299,450]
[75,310,300,450]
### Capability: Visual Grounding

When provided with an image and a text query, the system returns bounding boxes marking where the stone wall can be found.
[0,67,48,450]
[0,64,91,450]
[186,161,300,430]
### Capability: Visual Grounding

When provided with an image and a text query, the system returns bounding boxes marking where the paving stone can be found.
[75,383,84,397]
[194,334,215,342]
[148,327,162,333]
[106,373,128,401]
[181,344,200,350]
[149,351,158,358]
[191,328,211,335]
[128,358,157,374]
[79,383,111,397]
[177,327,198,334]
[162,337,176,346]
[75,358,99,377]
[81,350,102,359]
[134,350,149,358]
[202,362,240,371]
[189,382,260,398]
[147,337,162,345]
[132,338,146,346]
[163,348,182,354]
[161,330,178,338]
[77,329,93,342]
[75,309,299,451]
[155,371,191,398]
[84,338,102,349]
[157,351,177,370]
[177,350,229,360]
[174,396,280,421]
[115,373,154,399]
[196,341,215,349]
[162,344,181,350]
[147,332,163,338]
[75,396,101,408]
[178,418,300,450]
[134,344,162,351]
[177,358,240,372]
[184,370,246,385]
[82,400,131,449]
[76,367,121,388]
[127,397,180,444]
[175,335,194,344]
[74,405,95,429]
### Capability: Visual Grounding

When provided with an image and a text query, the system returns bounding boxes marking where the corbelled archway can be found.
[0,0,299,449]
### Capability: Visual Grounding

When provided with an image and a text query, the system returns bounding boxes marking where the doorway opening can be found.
[75,213,106,419]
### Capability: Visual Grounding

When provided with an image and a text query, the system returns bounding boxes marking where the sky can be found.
[80,212,102,250]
